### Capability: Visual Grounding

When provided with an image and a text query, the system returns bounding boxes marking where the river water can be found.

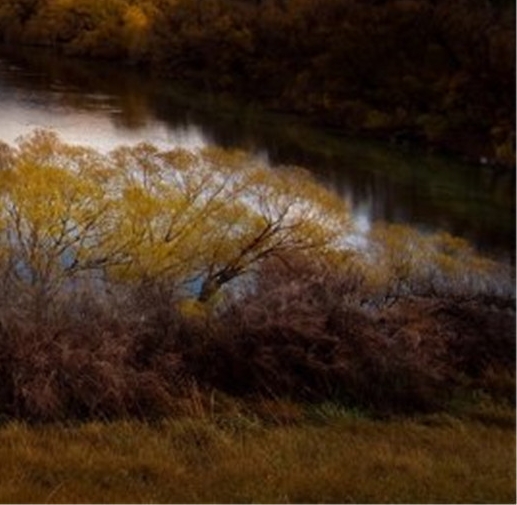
[0,45,514,262]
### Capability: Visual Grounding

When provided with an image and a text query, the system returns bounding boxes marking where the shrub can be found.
[0,283,186,421]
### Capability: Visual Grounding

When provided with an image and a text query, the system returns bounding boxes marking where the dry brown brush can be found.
[185,257,477,414]
[0,282,187,421]
[0,254,514,422]
[187,253,515,411]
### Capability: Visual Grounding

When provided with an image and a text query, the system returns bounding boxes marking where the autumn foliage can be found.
[0,131,350,306]
[0,0,514,165]
[0,132,513,421]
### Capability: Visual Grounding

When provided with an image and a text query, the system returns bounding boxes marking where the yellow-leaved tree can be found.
[102,141,353,301]
[0,131,511,325]
[0,131,353,312]
[360,222,509,303]
[0,132,119,316]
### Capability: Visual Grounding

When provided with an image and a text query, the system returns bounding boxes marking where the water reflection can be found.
[0,45,514,262]
[0,51,207,151]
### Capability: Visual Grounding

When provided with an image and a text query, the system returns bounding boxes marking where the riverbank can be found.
[0,399,515,503]
[0,0,514,168]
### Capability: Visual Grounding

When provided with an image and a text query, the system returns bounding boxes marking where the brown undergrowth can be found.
[0,255,514,422]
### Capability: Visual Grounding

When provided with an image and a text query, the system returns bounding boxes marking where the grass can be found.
[0,400,514,504]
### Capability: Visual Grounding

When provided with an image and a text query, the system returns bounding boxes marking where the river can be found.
[0,45,514,262]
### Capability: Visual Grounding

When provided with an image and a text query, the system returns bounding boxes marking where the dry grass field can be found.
[0,400,514,504]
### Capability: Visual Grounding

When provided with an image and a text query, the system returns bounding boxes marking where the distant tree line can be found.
[0,0,514,165]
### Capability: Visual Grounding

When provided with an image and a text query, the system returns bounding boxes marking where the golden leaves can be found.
[0,132,353,300]
[1,132,502,304]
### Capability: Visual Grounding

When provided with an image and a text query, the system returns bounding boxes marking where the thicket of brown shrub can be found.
[0,283,187,421]
[188,257,515,413]
[0,255,514,422]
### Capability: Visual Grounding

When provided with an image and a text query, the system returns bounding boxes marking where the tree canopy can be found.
[0,131,353,306]
[0,131,508,315]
